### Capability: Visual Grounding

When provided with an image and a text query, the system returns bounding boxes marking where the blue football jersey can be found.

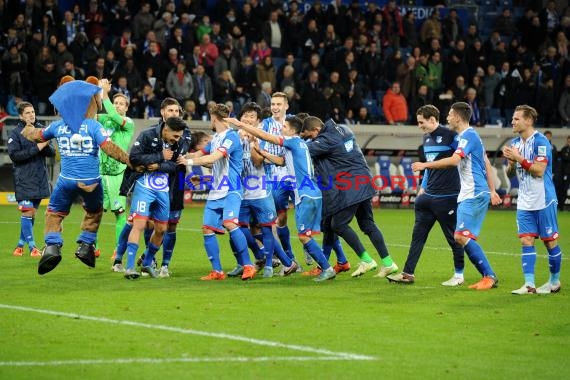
[281,135,322,205]
[454,127,489,202]
[511,131,557,210]
[42,118,109,180]
[204,128,243,200]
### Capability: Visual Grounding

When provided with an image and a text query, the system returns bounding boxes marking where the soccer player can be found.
[302,116,398,278]
[225,115,337,282]
[112,98,189,278]
[177,104,256,281]
[229,102,298,278]
[503,105,562,294]
[8,102,56,257]
[259,92,298,265]
[412,102,502,290]
[387,105,465,286]
[97,79,135,257]
[122,116,188,279]
[21,80,131,275]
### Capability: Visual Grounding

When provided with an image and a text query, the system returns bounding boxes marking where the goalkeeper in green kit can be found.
[97,78,135,258]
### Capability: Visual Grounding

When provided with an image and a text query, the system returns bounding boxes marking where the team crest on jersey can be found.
[458,138,468,148]
[99,128,109,137]
[222,139,233,149]
[459,222,465,229]
[546,226,553,235]
[436,136,443,143]
[537,146,547,156]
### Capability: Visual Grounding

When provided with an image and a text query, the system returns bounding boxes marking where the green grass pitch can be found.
[0,205,569,379]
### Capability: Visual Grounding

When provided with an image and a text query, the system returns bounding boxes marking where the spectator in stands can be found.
[466,39,487,81]
[140,83,161,118]
[192,64,213,115]
[183,99,200,121]
[236,55,257,99]
[110,0,132,39]
[166,61,193,105]
[214,69,236,104]
[263,10,285,58]
[396,55,416,102]
[427,50,443,95]
[345,68,364,115]
[537,78,557,127]
[85,0,105,41]
[465,87,486,127]
[300,70,327,119]
[411,84,430,117]
[336,50,356,86]
[443,8,464,48]
[383,81,408,125]
[279,65,297,91]
[167,26,192,60]
[494,8,516,37]
[451,76,467,102]
[382,0,404,49]
[256,55,276,90]
[464,23,479,49]
[62,59,85,81]
[283,85,301,115]
[559,75,570,127]
[301,52,327,83]
[445,42,469,89]
[33,60,58,116]
[257,81,272,109]
[420,9,442,45]
[214,45,239,83]
[198,34,219,76]
[249,38,271,65]
[302,18,323,61]
[2,43,27,97]
[355,106,373,125]
[415,51,431,90]
[131,2,155,41]
[540,0,560,41]
[402,11,419,48]
[559,136,570,210]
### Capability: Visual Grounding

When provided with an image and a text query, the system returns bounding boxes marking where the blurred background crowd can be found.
[1,0,570,128]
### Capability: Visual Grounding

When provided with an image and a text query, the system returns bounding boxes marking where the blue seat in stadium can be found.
[374,155,403,194]
[364,98,381,122]
[399,157,419,194]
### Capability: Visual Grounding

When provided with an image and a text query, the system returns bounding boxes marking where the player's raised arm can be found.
[225,117,281,146]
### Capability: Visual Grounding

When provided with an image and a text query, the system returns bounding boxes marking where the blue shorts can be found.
[272,184,294,214]
[239,196,277,227]
[168,210,183,224]
[18,199,41,211]
[129,183,170,223]
[295,197,322,237]
[517,203,560,241]
[49,177,103,215]
[455,194,490,240]
[203,192,242,234]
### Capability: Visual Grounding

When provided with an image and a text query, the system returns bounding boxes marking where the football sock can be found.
[358,250,373,263]
[230,227,252,266]
[273,236,292,267]
[45,232,63,246]
[115,212,127,247]
[143,227,152,247]
[126,242,138,269]
[204,234,222,272]
[77,231,97,245]
[241,227,263,260]
[464,239,495,277]
[229,238,243,266]
[381,255,394,267]
[162,231,176,266]
[303,239,331,270]
[547,245,562,284]
[21,216,35,249]
[332,239,348,264]
[115,223,132,262]
[277,225,293,259]
[143,242,160,267]
[261,226,274,267]
[521,245,536,286]
[17,216,26,247]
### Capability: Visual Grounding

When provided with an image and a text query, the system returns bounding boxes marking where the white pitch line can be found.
[0,304,375,361]
[0,356,357,367]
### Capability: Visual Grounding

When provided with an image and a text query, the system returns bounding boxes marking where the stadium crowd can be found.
[2,0,570,128]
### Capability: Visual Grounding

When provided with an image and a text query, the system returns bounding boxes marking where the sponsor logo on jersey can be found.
[538,145,547,156]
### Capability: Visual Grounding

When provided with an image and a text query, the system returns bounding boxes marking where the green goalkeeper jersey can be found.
[98,99,135,176]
